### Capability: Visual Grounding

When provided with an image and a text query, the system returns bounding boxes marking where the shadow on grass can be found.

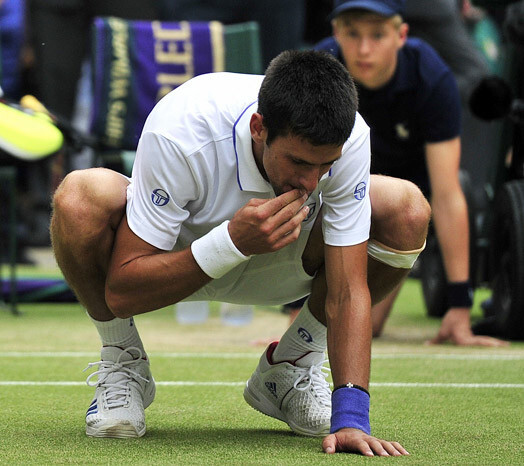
[147,425,298,441]
[142,425,320,452]
[74,425,325,461]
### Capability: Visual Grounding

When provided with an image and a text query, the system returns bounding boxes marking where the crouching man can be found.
[51,50,429,455]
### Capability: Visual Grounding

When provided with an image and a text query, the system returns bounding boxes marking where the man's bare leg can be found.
[51,168,128,321]
[370,283,403,337]
[272,175,429,362]
[51,167,155,438]
[365,175,430,336]
[271,175,429,371]
[303,175,430,324]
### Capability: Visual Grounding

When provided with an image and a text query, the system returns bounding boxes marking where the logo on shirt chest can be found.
[395,122,410,140]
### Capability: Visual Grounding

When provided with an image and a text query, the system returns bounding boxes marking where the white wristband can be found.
[191,220,250,279]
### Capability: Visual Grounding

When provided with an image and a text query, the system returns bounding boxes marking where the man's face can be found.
[260,133,342,197]
[333,14,407,89]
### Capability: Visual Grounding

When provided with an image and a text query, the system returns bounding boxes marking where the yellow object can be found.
[19,94,50,115]
[0,100,64,161]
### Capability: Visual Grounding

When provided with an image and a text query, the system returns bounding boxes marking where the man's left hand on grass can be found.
[322,428,410,456]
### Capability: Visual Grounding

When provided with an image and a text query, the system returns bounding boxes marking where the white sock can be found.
[90,315,146,357]
[272,299,327,363]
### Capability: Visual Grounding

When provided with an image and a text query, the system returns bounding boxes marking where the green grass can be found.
[1,278,523,465]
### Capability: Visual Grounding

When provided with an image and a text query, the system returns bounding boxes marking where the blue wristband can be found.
[330,386,371,435]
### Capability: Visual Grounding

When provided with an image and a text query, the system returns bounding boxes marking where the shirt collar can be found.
[233,101,274,193]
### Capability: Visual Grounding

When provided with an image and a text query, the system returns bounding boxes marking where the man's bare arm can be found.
[319,243,409,456]
[105,189,309,317]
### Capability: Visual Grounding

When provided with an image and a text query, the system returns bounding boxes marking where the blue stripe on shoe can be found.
[86,399,98,416]
[86,407,98,416]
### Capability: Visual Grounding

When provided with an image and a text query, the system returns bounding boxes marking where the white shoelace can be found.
[84,347,149,409]
[293,360,331,406]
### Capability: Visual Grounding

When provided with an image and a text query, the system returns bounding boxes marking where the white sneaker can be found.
[84,346,156,438]
[243,341,331,437]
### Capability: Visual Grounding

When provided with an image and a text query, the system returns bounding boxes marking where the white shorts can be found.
[185,237,425,306]
[184,224,423,306]
[185,225,314,306]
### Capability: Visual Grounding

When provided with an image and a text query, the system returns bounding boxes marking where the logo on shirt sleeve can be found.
[151,189,170,206]
[354,182,367,201]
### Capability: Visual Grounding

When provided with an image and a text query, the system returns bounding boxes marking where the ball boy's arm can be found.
[426,138,507,347]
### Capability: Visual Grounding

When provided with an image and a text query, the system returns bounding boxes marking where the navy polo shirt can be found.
[315,37,461,195]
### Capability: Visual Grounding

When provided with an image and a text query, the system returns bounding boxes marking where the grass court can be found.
[1,263,523,465]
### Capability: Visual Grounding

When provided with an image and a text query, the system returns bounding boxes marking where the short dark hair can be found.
[258,50,358,147]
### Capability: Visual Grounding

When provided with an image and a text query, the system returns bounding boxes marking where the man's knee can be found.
[52,168,128,235]
[400,180,431,237]
[370,176,431,251]
[391,180,431,247]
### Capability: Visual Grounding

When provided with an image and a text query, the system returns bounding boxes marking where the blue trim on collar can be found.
[232,100,258,191]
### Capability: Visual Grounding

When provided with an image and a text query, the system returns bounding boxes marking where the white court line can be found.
[1,351,523,361]
[1,381,523,388]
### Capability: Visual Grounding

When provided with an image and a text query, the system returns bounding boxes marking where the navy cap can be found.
[330,0,405,19]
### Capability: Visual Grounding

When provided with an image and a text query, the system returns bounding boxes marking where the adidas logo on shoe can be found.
[265,381,278,398]
[244,342,331,437]
[86,399,98,417]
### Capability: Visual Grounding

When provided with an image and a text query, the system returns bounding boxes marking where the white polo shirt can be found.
[126,72,371,304]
